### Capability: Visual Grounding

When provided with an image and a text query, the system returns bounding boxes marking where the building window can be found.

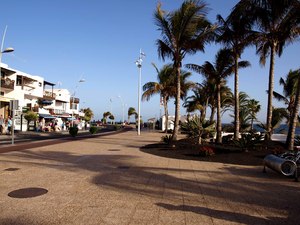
[16,75,22,86]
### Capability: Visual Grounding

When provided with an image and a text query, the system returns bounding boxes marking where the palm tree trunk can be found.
[172,65,181,141]
[201,98,208,121]
[163,96,168,133]
[266,44,276,141]
[234,54,240,140]
[210,106,216,124]
[286,72,300,150]
[216,84,222,144]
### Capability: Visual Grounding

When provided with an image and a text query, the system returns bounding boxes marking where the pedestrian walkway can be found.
[0,130,299,224]
[0,128,107,147]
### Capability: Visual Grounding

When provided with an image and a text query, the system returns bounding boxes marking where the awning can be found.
[39,114,56,119]
[0,96,13,102]
[57,113,71,118]
[39,100,53,105]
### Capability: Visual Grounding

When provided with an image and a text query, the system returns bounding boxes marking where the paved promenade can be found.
[0,130,299,225]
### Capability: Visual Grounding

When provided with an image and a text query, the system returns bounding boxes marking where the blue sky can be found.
[1,0,299,123]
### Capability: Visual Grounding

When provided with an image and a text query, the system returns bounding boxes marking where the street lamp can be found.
[71,78,85,127]
[135,49,145,136]
[0,26,14,112]
[117,95,125,125]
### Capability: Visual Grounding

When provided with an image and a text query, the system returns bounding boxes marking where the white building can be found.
[0,63,84,131]
[160,115,189,131]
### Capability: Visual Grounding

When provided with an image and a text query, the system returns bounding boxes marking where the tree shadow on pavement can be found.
[1,138,300,224]
[155,203,289,225]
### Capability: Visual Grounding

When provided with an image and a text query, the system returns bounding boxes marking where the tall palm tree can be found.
[183,82,210,121]
[231,0,300,140]
[142,63,175,133]
[154,0,215,141]
[127,107,137,124]
[247,99,261,131]
[273,69,300,122]
[103,111,111,124]
[216,13,254,140]
[286,69,300,150]
[82,107,94,122]
[187,48,250,143]
[186,48,250,143]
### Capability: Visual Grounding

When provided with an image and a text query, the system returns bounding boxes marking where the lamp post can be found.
[71,78,85,127]
[117,95,125,125]
[135,49,145,136]
[0,26,14,115]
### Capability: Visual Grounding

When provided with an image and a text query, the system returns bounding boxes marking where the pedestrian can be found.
[7,116,12,134]
[0,115,3,134]
[66,121,70,130]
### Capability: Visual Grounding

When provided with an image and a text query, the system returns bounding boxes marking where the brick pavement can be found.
[0,130,299,225]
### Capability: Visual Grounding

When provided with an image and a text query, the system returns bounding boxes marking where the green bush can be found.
[113,125,121,130]
[180,116,215,144]
[69,127,79,137]
[233,132,264,151]
[89,126,98,134]
[161,135,172,144]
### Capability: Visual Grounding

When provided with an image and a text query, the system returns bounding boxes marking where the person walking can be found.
[7,116,12,135]
[0,115,4,134]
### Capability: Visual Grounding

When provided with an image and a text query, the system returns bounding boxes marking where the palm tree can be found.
[258,107,289,136]
[286,69,300,150]
[103,111,111,124]
[154,0,215,141]
[247,99,261,131]
[127,107,137,124]
[273,70,300,122]
[82,107,94,122]
[183,82,210,121]
[186,48,250,143]
[142,63,175,133]
[109,114,115,124]
[231,0,300,140]
[216,12,254,140]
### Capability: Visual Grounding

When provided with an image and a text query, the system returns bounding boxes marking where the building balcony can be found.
[1,78,14,90]
[43,90,56,100]
[70,97,80,104]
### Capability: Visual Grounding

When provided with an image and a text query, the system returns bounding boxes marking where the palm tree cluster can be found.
[147,0,300,149]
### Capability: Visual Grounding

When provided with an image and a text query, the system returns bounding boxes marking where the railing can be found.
[43,90,56,99]
[54,109,66,115]
[70,97,80,103]
[1,78,14,90]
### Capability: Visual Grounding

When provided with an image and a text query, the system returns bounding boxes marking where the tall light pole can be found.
[135,49,145,136]
[71,78,85,127]
[118,95,125,125]
[0,26,14,115]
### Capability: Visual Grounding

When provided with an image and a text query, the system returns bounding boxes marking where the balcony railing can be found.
[1,78,14,90]
[43,90,56,100]
[70,97,80,104]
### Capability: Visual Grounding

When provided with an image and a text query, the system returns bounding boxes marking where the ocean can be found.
[253,124,300,135]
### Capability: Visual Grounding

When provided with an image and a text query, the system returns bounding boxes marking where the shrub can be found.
[180,116,215,144]
[113,125,121,130]
[233,132,264,151]
[222,135,234,145]
[89,126,98,134]
[161,135,172,144]
[199,146,215,157]
[69,127,79,137]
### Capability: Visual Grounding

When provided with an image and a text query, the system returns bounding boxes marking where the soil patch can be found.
[140,139,282,166]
